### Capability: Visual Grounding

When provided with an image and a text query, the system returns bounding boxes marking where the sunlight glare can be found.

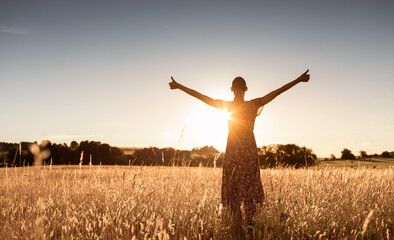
[181,104,230,152]
[218,109,231,121]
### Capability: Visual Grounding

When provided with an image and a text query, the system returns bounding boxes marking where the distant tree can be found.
[0,142,18,152]
[258,144,316,168]
[6,145,33,167]
[191,145,220,155]
[330,154,336,160]
[259,145,278,167]
[51,143,76,165]
[0,154,5,166]
[111,147,127,164]
[7,147,18,166]
[381,151,390,158]
[70,141,78,150]
[360,150,368,159]
[341,148,356,160]
[132,147,183,166]
[129,147,224,167]
[97,143,111,164]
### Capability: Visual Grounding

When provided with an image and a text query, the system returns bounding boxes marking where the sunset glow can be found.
[181,106,230,152]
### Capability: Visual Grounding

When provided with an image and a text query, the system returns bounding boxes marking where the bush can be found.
[341,148,356,160]
[381,151,390,158]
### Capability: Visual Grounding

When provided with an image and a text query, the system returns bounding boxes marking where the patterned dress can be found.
[215,97,265,222]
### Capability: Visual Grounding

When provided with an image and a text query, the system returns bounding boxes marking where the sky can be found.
[1,0,393,157]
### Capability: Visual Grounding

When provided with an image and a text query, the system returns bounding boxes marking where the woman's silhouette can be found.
[169,70,310,231]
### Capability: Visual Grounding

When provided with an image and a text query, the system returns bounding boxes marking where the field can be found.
[319,158,394,169]
[0,165,393,239]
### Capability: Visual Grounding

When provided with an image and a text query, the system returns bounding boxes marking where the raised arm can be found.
[169,76,219,108]
[261,69,310,105]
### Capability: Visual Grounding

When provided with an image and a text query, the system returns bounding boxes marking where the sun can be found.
[218,109,231,121]
[182,104,230,152]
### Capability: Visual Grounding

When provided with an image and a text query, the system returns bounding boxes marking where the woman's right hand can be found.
[298,69,310,82]
[169,76,180,89]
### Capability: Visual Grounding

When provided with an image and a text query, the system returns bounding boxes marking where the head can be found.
[231,76,248,99]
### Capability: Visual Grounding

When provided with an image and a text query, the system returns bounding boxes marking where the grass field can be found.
[319,158,394,169]
[0,165,393,239]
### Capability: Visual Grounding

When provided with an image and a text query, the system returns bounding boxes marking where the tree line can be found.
[0,141,127,167]
[329,148,394,160]
[118,143,317,167]
[3,141,390,168]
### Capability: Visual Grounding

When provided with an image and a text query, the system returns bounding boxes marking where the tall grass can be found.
[0,166,392,239]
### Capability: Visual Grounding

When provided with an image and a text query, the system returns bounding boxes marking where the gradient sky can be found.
[1,0,393,157]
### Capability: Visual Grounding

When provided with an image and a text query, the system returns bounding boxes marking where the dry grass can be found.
[0,166,392,239]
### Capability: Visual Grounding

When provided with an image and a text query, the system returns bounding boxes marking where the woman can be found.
[169,70,310,230]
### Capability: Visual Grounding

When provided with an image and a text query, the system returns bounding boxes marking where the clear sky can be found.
[1,0,393,157]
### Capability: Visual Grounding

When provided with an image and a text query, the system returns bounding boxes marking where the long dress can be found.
[215,97,265,222]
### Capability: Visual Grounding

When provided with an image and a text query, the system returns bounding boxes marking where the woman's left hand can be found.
[169,76,180,89]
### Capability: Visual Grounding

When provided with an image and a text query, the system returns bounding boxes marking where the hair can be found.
[232,76,247,91]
